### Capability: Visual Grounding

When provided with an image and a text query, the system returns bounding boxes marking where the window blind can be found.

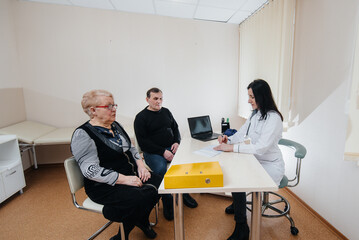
[344,24,359,165]
[238,0,295,122]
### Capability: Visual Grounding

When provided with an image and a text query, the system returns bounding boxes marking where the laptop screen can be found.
[188,115,213,136]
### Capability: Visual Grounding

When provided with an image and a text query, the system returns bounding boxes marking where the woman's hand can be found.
[137,165,151,182]
[213,143,234,152]
[171,143,179,154]
[116,174,143,187]
[218,135,228,144]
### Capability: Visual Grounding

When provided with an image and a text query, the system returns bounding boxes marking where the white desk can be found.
[158,138,278,240]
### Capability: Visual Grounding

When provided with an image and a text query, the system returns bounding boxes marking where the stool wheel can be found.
[291,226,299,235]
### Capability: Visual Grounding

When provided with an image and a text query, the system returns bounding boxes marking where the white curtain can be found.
[344,24,359,164]
[238,0,295,122]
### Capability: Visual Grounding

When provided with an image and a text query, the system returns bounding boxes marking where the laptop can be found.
[188,115,221,141]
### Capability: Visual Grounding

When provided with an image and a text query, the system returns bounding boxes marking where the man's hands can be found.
[163,149,174,161]
[163,143,180,161]
[171,143,179,154]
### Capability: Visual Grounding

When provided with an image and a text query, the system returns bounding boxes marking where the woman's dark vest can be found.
[77,121,138,191]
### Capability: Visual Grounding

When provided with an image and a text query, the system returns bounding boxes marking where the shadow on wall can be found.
[23,88,88,127]
[0,88,26,128]
[286,0,358,128]
[23,87,137,129]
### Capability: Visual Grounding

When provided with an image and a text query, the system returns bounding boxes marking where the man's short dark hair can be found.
[146,87,162,98]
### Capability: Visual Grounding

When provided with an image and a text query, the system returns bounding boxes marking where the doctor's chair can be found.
[64,156,124,240]
[246,138,307,235]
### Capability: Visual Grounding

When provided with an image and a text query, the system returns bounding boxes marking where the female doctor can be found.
[214,79,284,240]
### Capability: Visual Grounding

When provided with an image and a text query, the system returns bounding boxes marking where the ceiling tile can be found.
[194,5,236,22]
[240,0,267,12]
[25,0,72,5]
[110,0,155,14]
[198,0,246,10]
[227,10,251,24]
[162,0,198,4]
[70,0,114,10]
[22,0,264,24]
[155,0,197,19]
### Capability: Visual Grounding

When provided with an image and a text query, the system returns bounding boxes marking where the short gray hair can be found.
[81,89,113,118]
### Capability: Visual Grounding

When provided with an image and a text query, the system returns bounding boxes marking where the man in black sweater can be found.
[134,87,198,221]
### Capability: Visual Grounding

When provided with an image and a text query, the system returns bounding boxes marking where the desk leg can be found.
[250,192,261,240]
[173,193,185,240]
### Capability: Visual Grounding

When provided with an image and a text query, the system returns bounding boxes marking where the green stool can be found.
[246,138,307,235]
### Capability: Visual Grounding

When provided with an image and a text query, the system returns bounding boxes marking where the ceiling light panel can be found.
[110,0,155,14]
[155,0,197,19]
[70,0,114,10]
[195,5,236,22]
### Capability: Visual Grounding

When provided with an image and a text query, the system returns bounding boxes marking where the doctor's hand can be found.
[214,143,234,152]
[218,135,228,144]
[163,149,174,162]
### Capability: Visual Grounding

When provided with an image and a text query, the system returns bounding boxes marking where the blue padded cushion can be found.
[223,129,237,137]
[279,175,288,189]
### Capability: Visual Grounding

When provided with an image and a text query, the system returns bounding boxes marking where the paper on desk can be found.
[193,145,222,157]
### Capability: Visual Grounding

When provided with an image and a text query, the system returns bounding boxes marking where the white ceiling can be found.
[23,0,268,24]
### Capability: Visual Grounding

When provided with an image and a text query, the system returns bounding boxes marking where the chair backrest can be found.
[278,138,307,187]
[134,135,142,154]
[279,139,307,159]
[64,156,84,194]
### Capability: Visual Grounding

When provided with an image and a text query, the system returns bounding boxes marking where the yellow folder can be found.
[164,161,223,189]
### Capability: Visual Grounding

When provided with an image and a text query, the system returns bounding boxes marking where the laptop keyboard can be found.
[195,133,212,139]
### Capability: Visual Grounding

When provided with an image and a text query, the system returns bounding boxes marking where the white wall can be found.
[284,0,359,239]
[13,1,241,133]
[0,0,20,88]
[2,0,359,239]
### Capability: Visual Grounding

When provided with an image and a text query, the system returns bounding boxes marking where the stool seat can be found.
[279,175,288,189]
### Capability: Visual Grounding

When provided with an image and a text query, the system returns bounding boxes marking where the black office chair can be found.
[246,138,307,235]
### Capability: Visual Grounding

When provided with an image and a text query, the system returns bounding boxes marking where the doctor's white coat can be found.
[228,110,284,186]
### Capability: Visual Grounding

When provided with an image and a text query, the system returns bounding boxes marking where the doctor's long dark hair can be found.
[247,79,283,121]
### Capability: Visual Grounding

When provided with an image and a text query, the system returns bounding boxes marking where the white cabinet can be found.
[0,135,26,203]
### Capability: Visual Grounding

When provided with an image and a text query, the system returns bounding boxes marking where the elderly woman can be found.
[71,89,161,240]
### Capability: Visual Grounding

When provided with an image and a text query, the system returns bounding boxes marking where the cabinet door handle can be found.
[6,170,17,177]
